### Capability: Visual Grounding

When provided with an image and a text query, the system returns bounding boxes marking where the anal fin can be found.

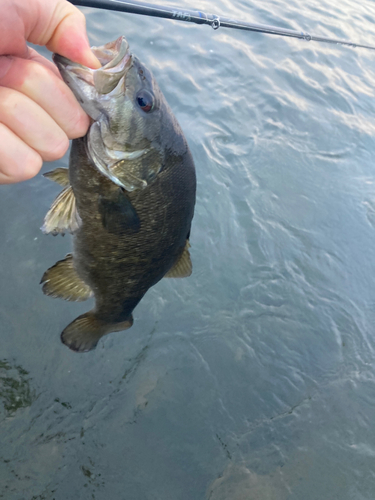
[41,185,81,235]
[61,312,134,353]
[40,254,93,302]
[164,241,192,278]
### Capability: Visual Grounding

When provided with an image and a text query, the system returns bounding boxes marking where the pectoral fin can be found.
[164,241,192,278]
[41,185,81,235]
[40,254,93,302]
[98,188,140,234]
[61,311,134,353]
[43,168,70,188]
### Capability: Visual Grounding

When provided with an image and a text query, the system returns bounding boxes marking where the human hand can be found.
[0,0,101,184]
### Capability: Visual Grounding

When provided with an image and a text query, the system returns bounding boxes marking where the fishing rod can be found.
[70,0,375,51]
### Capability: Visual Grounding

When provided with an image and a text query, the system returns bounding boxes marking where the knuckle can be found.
[28,57,47,77]
[0,123,42,183]
[68,111,89,139]
[23,151,43,180]
[18,150,43,181]
[0,56,14,82]
[45,136,69,161]
[73,9,87,25]
[0,87,16,113]
[77,10,86,23]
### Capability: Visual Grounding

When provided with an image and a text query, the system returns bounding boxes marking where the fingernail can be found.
[84,49,101,70]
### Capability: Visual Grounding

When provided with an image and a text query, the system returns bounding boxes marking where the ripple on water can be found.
[2,0,375,498]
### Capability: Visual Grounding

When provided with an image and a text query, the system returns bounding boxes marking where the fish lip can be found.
[53,36,132,95]
[52,54,80,68]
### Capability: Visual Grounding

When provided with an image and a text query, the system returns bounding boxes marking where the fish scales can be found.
[70,137,195,319]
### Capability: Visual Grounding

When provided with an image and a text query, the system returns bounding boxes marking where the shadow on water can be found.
[0,360,36,418]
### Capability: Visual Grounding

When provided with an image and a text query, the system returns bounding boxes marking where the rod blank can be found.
[70,0,375,51]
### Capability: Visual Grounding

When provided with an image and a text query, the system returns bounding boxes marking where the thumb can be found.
[28,0,101,69]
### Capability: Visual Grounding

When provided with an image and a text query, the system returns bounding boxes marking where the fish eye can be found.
[136,89,154,113]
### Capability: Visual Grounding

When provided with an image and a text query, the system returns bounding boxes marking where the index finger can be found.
[0,55,90,139]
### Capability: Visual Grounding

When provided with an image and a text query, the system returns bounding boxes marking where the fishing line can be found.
[70,0,375,51]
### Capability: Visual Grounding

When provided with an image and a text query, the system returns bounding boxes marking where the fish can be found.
[40,36,196,353]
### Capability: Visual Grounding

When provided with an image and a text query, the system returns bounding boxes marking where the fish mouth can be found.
[53,36,132,95]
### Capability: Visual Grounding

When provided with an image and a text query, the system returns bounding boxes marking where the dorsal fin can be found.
[164,241,192,278]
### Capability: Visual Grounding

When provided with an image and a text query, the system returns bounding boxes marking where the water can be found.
[1,0,375,498]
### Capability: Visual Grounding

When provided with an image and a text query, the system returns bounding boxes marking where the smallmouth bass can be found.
[41,37,196,353]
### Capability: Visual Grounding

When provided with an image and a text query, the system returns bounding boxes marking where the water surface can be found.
[1,0,375,498]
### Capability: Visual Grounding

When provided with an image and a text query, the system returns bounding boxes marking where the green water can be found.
[2,0,375,498]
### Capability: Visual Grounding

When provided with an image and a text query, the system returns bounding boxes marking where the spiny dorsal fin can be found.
[40,254,93,302]
[41,185,82,235]
[43,168,70,188]
[164,241,192,278]
[61,311,134,353]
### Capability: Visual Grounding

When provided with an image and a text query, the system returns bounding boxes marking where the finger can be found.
[0,1,28,58]
[0,86,69,162]
[0,123,42,184]
[47,8,101,69]
[2,1,100,69]
[26,47,62,78]
[0,55,90,139]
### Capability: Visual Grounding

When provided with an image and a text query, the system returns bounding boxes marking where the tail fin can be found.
[61,311,133,353]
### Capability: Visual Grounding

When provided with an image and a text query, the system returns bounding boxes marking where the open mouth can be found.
[53,36,132,95]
